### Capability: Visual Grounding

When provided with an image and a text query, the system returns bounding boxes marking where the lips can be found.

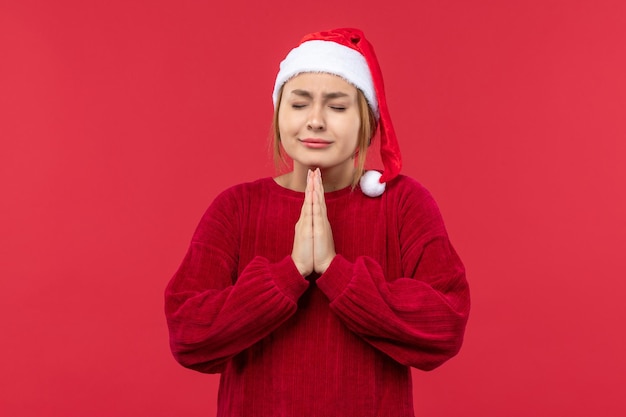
[299,138,333,148]
[300,138,332,144]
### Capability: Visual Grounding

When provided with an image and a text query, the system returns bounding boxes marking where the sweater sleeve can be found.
[164,187,309,374]
[316,184,470,371]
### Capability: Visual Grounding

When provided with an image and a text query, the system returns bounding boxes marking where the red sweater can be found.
[165,176,470,417]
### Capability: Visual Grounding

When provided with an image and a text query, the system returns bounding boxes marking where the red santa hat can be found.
[272,28,402,197]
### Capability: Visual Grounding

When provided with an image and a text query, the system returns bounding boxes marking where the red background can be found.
[1,0,625,416]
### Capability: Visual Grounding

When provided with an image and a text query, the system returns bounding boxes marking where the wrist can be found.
[291,255,312,276]
[316,253,336,274]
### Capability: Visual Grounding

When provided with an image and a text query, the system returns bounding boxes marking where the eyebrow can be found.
[290,89,351,100]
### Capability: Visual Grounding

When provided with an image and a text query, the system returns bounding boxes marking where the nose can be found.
[306,106,325,131]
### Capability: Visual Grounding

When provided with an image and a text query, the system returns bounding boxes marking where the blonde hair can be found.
[271,86,377,189]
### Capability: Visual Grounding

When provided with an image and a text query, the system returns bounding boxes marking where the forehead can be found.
[283,72,358,96]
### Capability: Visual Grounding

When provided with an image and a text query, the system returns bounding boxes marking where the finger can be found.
[306,169,314,214]
[300,169,312,212]
[313,169,327,216]
[311,171,336,274]
[292,170,315,276]
[312,182,321,217]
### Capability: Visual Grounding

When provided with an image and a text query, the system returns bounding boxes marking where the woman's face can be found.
[278,72,360,174]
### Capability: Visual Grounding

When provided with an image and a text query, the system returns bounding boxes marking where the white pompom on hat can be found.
[273,28,402,197]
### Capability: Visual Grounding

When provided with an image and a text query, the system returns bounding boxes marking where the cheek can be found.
[345,114,361,144]
[277,112,289,140]
[278,109,298,136]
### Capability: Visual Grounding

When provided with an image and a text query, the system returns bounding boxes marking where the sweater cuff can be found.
[268,256,310,302]
[316,255,354,301]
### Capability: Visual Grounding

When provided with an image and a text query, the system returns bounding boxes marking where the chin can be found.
[293,158,328,170]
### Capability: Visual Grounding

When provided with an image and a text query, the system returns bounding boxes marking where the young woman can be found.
[165,28,470,417]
